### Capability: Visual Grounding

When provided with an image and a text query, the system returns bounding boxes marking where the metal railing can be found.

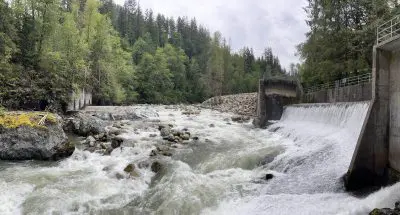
[377,15,400,44]
[304,73,372,94]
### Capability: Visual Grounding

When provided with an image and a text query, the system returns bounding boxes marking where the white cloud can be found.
[115,0,309,69]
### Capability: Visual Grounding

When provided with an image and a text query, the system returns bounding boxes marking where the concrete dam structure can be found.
[254,78,301,128]
[256,16,400,190]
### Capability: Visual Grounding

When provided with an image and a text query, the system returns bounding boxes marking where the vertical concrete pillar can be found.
[255,80,267,127]
[389,51,400,172]
[345,48,390,190]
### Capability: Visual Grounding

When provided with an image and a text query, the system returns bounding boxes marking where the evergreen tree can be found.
[0,0,289,109]
[298,0,392,86]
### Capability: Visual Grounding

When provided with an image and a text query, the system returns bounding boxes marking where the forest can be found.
[298,0,400,87]
[0,0,287,111]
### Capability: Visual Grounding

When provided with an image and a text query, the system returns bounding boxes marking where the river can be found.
[1,104,400,215]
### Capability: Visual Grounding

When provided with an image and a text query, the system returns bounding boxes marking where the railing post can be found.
[377,23,380,44]
[391,20,393,38]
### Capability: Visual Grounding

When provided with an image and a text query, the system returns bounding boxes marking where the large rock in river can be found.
[0,113,75,160]
[63,112,108,136]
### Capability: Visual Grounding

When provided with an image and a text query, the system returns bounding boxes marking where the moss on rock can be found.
[0,112,57,129]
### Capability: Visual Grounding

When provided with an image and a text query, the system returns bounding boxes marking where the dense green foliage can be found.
[298,0,398,87]
[0,0,287,110]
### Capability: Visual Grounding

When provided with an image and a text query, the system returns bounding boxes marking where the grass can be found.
[0,112,57,129]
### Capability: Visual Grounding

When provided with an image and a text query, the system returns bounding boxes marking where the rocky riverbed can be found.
[1,104,400,214]
[62,105,254,181]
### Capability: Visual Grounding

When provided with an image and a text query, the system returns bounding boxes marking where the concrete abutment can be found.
[345,46,400,190]
[255,79,301,128]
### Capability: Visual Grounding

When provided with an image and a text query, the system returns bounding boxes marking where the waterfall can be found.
[279,102,370,143]
[263,102,371,194]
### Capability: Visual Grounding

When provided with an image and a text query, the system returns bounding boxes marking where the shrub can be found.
[0,106,5,116]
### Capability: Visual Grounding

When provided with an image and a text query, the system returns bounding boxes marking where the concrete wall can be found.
[304,83,372,103]
[389,51,400,173]
[345,48,390,190]
[255,79,300,127]
[67,88,92,111]
[265,95,298,120]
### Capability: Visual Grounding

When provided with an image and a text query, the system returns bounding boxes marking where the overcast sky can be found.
[114,0,309,69]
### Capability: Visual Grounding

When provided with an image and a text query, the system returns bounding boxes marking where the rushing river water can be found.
[2,104,400,215]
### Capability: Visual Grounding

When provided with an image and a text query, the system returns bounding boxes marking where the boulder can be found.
[150,149,158,157]
[369,208,398,215]
[172,130,182,136]
[124,163,140,177]
[265,174,274,180]
[113,123,122,129]
[163,134,175,142]
[160,127,171,137]
[111,136,124,149]
[108,127,123,136]
[369,201,400,215]
[138,160,151,169]
[156,145,170,152]
[161,151,173,157]
[84,147,96,153]
[231,116,251,123]
[182,110,200,115]
[115,173,125,180]
[151,161,164,173]
[0,114,75,160]
[103,147,114,156]
[99,142,107,149]
[150,144,174,157]
[63,112,108,136]
[173,136,182,143]
[158,124,168,131]
[181,133,190,141]
[97,133,109,142]
[85,136,96,147]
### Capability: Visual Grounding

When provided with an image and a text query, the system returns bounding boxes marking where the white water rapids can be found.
[1,103,400,215]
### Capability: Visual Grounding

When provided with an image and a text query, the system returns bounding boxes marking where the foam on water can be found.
[2,103,400,215]
[0,181,34,214]
[203,102,376,214]
[265,102,371,193]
